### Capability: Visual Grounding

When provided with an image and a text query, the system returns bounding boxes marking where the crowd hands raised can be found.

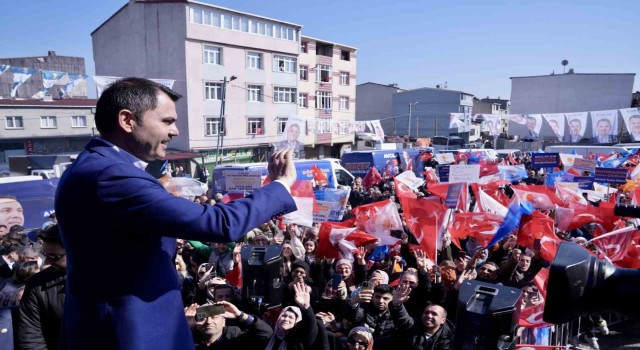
[1,150,629,349]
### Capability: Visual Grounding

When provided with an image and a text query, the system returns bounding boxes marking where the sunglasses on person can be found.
[347,338,368,347]
[42,252,65,261]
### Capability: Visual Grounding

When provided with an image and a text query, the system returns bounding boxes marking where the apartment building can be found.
[92,0,357,160]
[0,99,96,171]
[297,36,356,158]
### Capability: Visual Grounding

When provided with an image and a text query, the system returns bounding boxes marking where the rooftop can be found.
[0,99,97,107]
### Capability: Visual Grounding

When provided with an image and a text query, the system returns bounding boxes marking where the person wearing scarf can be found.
[345,326,374,350]
[265,282,326,350]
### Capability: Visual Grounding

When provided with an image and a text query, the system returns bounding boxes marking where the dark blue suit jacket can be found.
[55,138,296,350]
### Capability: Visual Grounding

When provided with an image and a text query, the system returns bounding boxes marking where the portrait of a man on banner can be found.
[620,108,640,142]
[276,117,306,158]
[565,112,588,143]
[590,110,618,144]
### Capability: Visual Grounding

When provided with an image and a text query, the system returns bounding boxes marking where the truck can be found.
[340,149,424,179]
[211,159,355,195]
[8,155,75,179]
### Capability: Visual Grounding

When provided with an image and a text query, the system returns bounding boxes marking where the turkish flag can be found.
[479,159,500,177]
[427,183,467,212]
[555,185,587,206]
[224,263,242,288]
[449,212,503,248]
[403,197,447,260]
[362,166,382,188]
[518,211,555,249]
[512,185,562,210]
[310,164,329,187]
[538,228,563,263]
[316,221,357,259]
[590,226,637,263]
[519,268,551,328]
[351,199,391,231]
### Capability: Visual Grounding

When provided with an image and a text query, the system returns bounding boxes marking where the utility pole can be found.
[408,102,418,138]
[215,75,237,165]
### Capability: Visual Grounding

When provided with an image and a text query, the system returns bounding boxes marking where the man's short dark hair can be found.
[0,240,21,256]
[630,115,640,122]
[95,77,182,134]
[37,224,63,247]
[373,284,394,295]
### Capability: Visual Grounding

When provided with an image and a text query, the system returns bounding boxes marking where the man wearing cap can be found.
[17,224,66,349]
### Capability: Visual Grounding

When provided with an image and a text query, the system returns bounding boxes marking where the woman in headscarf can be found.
[344,326,374,350]
[265,282,327,350]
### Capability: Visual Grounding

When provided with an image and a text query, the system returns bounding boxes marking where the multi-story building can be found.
[298,36,356,158]
[0,51,87,99]
[92,0,357,161]
[510,72,635,114]
[355,82,406,136]
[0,99,97,171]
[391,87,474,138]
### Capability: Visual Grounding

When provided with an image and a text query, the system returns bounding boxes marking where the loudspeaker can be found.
[241,245,284,313]
[453,280,522,350]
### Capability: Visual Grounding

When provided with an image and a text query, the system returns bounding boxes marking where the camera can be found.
[194,304,225,322]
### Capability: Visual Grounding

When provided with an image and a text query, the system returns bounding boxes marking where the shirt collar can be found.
[96,137,148,170]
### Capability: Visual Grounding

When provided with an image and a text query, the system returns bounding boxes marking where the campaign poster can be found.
[0,179,59,231]
[276,116,306,158]
[448,164,480,183]
[620,108,640,142]
[223,170,263,192]
[564,112,589,143]
[531,153,560,169]
[483,114,500,138]
[542,113,566,142]
[590,110,618,144]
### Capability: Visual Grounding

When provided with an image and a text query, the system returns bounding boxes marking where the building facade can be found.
[92,0,356,161]
[510,73,635,114]
[0,99,97,171]
[298,36,356,158]
[391,87,474,138]
[355,83,405,137]
[0,51,87,99]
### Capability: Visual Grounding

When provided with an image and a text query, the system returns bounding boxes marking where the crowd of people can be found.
[1,77,633,350]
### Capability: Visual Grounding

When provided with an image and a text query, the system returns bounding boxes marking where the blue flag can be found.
[370,244,389,262]
[485,200,534,248]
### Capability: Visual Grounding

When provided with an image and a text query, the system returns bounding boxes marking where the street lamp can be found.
[215,75,237,165]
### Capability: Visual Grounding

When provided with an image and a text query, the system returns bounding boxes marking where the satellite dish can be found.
[561,60,569,73]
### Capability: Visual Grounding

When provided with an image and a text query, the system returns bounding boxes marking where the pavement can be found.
[572,318,640,350]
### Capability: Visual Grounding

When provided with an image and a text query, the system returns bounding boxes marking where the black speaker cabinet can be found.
[241,245,284,312]
[454,280,522,350]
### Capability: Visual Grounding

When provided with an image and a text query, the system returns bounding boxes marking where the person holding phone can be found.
[188,301,272,349]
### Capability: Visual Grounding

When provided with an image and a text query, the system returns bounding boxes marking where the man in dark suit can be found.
[55,78,297,350]
[594,118,616,144]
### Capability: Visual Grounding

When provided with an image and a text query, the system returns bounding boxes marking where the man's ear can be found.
[118,110,136,133]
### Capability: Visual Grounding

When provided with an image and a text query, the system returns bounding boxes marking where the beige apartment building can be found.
[298,36,357,158]
[92,0,356,161]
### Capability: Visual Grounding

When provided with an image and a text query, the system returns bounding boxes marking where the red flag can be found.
[224,263,242,288]
[566,167,581,176]
[316,221,377,259]
[587,151,595,161]
[427,183,467,212]
[507,153,517,165]
[351,199,390,231]
[479,159,500,177]
[590,226,638,263]
[361,166,382,188]
[519,268,551,328]
[403,197,447,260]
[423,168,439,184]
[363,202,404,245]
[518,211,555,249]
[284,180,317,227]
[471,183,510,207]
[556,204,605,231]
[538,228,563,263]
[512,185,563,210]
[449,212,503,248]
[310,164,329,187]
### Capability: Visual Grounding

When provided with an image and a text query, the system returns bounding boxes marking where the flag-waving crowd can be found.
[4,147,640,349]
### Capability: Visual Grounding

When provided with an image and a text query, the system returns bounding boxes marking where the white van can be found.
[456,148,499,161]
[495,149,523,161]
[545,145,629,157]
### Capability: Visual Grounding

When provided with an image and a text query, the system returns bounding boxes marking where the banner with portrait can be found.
[276,116,306,158]
[564,112,589,143]
[0,179,59,231]
[449,113,466,128]
[590,110,618,144]
[507,114,528,138]
[620,108,640,142]
[482,114,500,138]
[370,120,385,142]
[542,113,566,142]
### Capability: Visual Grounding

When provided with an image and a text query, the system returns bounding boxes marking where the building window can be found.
[338,121,349,134]
[315,91,332,110]
[277,117,288,134]
[298,93,308,108]
[71,116,87,128]
[205,117,223,136]
[205,82,222,100]
[273,55,296,73]
[247,52,262,69]
[299,65,308,81]
[247,85,263,102]
[40,116,57,129]
[300,41,308,53]
[5,116,23,129]
[273,87,297,103]
[316,65,332,82]
[340,50,350,61]
[340,97,349,110]
[340,72,350,85]
[315,117,332,133]
[204,45,222,65]
[247,117,264,135]
[316,42,333,57]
